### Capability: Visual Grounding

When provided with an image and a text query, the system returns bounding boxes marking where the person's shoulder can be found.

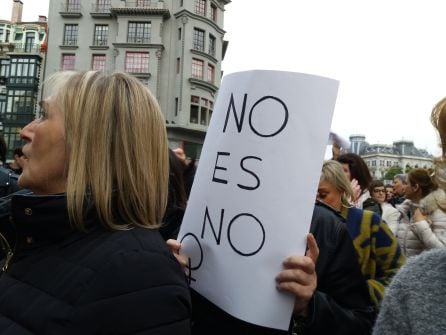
[107,226,172,256]
[311,202,349,246]
[397,249,446,282]
[407,249,446,268]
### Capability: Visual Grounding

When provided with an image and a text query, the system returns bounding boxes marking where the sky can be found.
[3,0,445,156]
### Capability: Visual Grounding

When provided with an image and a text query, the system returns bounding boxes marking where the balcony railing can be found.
[62,39,78,47]
[122,0,164,8]
[6,43,42,54]
[127,37,151,44]
[91,3,111,13]
[92,39,108,47]
[60,2,82,12]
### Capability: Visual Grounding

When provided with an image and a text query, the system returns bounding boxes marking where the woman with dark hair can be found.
[391,168,446,256]
[337,153,373,209]
[159,148,188,240]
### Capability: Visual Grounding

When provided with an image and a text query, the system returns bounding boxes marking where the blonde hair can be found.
[321,160,356,206]
[46,71,168,230]
[431,97,446,190]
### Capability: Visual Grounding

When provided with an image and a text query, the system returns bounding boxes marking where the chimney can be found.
[38,15,47,22]
[11,0,23,23]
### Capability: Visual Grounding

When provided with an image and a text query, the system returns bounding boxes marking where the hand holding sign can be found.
[178,70,338,330]
[276,233,319,317]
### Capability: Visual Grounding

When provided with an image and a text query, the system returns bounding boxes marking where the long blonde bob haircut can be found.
[320,160,356,207]
[431,97,446,190]
[44,71,169,230]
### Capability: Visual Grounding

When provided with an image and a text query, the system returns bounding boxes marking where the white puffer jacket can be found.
[380,202,401,230]
[392,189,446,257]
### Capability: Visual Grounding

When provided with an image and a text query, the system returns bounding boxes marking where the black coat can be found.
[191,202,376,335]
[0,194,192,334]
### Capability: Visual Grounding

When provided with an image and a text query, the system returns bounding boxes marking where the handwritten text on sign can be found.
[178,70,339,330]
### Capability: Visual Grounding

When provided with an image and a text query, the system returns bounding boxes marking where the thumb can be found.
[305,233,319,264]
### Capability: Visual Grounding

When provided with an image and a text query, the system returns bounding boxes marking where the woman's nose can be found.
[20,119,37,142]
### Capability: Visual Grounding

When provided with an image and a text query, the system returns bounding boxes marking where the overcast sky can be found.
[3,0,445,155]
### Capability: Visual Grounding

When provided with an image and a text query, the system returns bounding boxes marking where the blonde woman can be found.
[0,71,191,334]
[317,160,405,306]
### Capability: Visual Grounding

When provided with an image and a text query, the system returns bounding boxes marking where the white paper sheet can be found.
[178,70,339,330]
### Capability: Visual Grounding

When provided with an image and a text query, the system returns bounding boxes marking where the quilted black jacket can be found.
[0,193,192,335]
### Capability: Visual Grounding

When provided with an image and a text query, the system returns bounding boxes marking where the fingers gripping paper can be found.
[178,70,339,330]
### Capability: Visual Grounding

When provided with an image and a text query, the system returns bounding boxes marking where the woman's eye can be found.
[318,193,327,199]
[38,111,48,120]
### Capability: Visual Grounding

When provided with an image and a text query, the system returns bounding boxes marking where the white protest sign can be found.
[178,70,339,330]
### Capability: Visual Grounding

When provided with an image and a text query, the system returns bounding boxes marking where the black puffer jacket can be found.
[0,194,192,334]
[191,202,376,335]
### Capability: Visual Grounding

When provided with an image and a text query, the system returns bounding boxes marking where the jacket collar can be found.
[11,193,74,246]
[3,193,102,253]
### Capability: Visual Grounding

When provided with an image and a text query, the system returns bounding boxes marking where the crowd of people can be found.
[0,70,445,334]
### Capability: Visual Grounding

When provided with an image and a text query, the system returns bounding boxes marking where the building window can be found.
[136,0,152,6]
[127,22,151,44]
[0,29,4,42]
[180,0,183,6]
[65,0,81,12]
[207,63,215,83]
[190,95,213,125]
[63,24,78,46]
[210,3,217,22]
[195,0,206,16]
[61,54,75,70]
[208,34,216,57]
[175,97,179,116]
[125,52,149,73]
[380,160,384,166]
[95,0,111,12]
[371,160,376,167]
[386,161,392,167]
[93,25,108,46]
[176,57,180,74]
[5,90,35,119]
[178,27,182,40]
[193,28,205,52]
[191,58,204,79]
[8,58,37,85]
[25,32,35,53]
[92,54,106,71]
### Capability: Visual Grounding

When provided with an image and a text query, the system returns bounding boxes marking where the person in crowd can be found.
[390,168,446,256]
[317,160,405,305]
[159,148,188,240]
[173,147,197,198]
[0,138,21,197]
[372,96,446,334]
[169,201,376,335]
[385,184,395,203]
[6,147,25,174]
[367,180,401,229]
[337,153,373,208]
[390,173,407,206]
[0,71,191,334]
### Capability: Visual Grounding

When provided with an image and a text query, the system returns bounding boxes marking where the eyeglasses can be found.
[373,189,386,194]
